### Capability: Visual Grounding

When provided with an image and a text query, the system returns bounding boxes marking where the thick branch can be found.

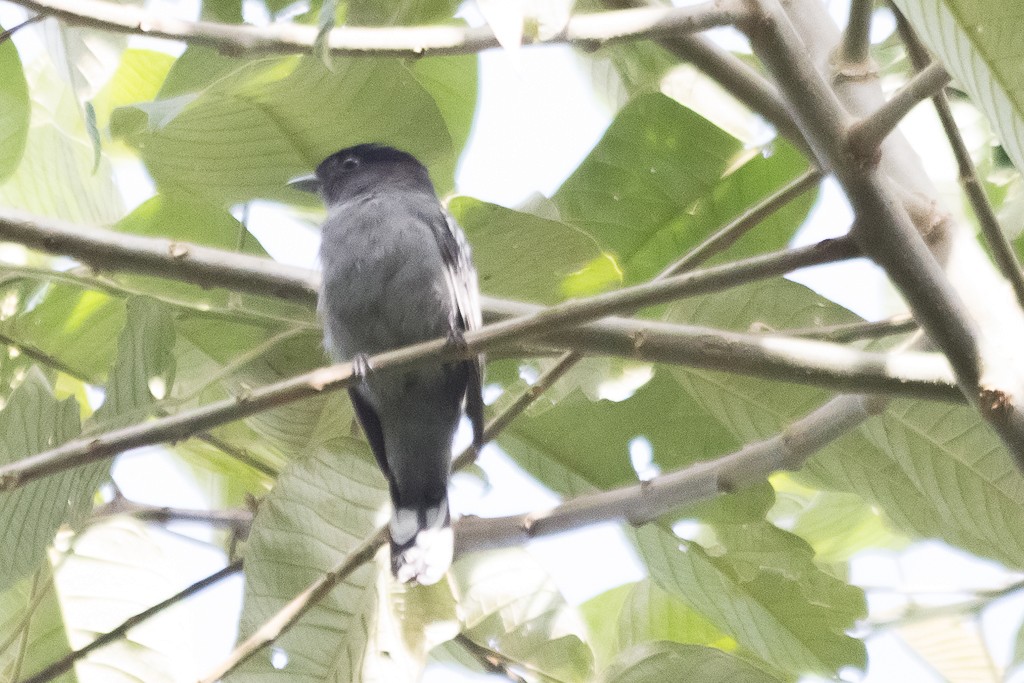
[455,393,882,552]
[0,208,319,304]
[892,9,1024,309]
[486,298,958,402]
[20,559,243,683]
[847,62,951,158]
[10,0,746,57]
[740,0,1024,463]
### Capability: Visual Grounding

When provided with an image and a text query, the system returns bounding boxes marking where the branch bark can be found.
[10,0,747,57]
[740,0,1024,466]
[847,61,951,158]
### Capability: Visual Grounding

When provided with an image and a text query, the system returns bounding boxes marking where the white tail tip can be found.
[394,526,453,585]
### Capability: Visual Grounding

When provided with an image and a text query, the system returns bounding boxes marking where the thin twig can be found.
[453,634,530,683]
[0,14,44,44]
[90,496,253,533]
[19,560,243,683]
[847,62,951,157]
[658,168,823,277]
[840,0,874,66]
[773,313,917,342]
[9,0,747,57]
[892,8,1024,309]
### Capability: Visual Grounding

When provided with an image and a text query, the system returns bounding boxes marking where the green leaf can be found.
[0,565,76,683]
[452,548,594,683]
[91,297,175,431]
[0,125,123,223]
[0,369,85,591]
[0,280,126,383]
[203,0,244,22]
[553,94,741,275]
[892,0,1024,175]
[113,57,460,204]
[449,197,611,303]
[409,55,478,160]
[634,523,866,677]
[0,25,30,181]
[580,583,633,671]
[231,445,446,681]
[90,48,175,129]
[616,580,734,653]
[600,642,783,683]
[665,278,861,444]
[500,369,741,492]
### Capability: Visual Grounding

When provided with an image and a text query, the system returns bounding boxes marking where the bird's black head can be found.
[308,144,434,205]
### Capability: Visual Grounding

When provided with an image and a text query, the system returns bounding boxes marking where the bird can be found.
[292,143,484,586]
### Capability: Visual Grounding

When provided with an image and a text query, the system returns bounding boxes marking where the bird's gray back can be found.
[318,191,457,362]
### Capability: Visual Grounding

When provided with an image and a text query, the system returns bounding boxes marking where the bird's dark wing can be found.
[437,212,485,448]
[348,387,399,502]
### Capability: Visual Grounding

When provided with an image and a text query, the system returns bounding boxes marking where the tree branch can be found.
[19,559,243,683]
[9,0,747,57]
[774,313,917,342]
[486,298,958,402]
[839,0,874,66]
[454,393,883,552]
[847,62,951,158]
[891,8,1024,309]
[0,208,319,305]
[740,0,1024,466]
[6,235,950,491]
[91,496,253,534]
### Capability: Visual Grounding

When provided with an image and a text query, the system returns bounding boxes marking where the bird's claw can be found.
[352,353,372,382]
[445,329,469,356]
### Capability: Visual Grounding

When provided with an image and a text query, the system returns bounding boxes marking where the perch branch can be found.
[0,237,884,492]
[9,0,747,57]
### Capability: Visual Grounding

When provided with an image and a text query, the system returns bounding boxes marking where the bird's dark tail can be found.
[389,498,453,585]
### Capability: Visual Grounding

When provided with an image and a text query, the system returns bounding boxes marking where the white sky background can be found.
[3,0,1024,680]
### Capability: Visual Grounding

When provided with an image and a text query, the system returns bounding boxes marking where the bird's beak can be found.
[288,174,321,194]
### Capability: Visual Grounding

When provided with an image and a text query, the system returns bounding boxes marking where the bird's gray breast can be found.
[318,193,456,364]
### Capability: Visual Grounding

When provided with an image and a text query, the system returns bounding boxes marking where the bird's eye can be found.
[341,157,359,171]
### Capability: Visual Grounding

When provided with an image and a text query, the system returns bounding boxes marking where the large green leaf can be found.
[892,0,1024,174]
[634,523,866,677]
[90,296,175,431]
[600,642,783,683]
[0,281,125,384]
[0,565,76,683]
[90,49,175,129]
[0,369,84,591]
[0,25,30,181]
[451,548,594,683]
[112,57,461,204]
[551,93,814,283]
[231,445,451,681]
[449,197,611,304]
[0,125,122,223]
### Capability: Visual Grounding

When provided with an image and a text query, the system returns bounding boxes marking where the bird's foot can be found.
[351,353,372,383]
[445,329,469,357]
